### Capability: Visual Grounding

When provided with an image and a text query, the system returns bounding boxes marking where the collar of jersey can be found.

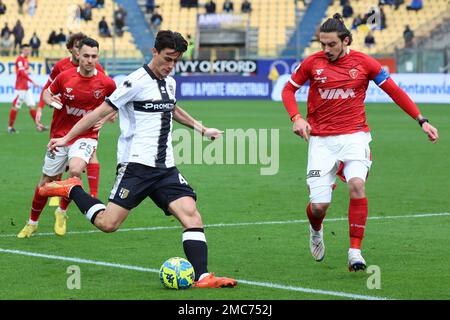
[143,64,163,81]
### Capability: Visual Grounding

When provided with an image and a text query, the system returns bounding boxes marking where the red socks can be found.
[29,108,37,121]
[86,163,100,198]
[59,197,71,210]
[9,108,18,128]
[348,197,368,249]
[306,202,325,231]
[30,185,48,222]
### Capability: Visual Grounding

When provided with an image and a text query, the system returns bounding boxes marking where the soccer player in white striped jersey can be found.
[39,31,237,288]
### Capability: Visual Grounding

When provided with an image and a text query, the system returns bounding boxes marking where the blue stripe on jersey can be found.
[373,69,390,86]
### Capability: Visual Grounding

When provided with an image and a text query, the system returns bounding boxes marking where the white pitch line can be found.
[0,248,389,300]
[1,212,449,238]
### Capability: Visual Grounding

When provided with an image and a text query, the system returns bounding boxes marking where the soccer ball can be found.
[159,257,195,290]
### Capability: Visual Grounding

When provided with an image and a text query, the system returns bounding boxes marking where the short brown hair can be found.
[66,32,87,50]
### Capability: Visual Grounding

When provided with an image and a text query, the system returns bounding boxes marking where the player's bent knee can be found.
[347,178,366,198]
[311,203,329,216]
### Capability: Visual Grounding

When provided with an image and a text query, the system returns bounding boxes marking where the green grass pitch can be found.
[0,100,449,300]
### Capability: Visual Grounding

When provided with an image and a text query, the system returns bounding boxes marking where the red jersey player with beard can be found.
[282,14,438,271]
[36,33,107,235]
[17,38,116,239]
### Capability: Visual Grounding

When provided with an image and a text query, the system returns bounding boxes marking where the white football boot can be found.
[309,224,325,262]
[348,248,367,272]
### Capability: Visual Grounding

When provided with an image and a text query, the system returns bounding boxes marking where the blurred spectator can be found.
[205,0,216,14]
[403,25,414,47]
[99,16,111,37]
[28,0,37,17]
[184,33,195,60]
[1,23,11,38]
[342,1,353,18]
[223,0,234,12]
[351,14,364,30]
[379,6,386,29]
[12,20,24,54]
[0,1,7,15]
[241,0,251,13]
[364,31,376,48]
[146,0,155,13]
[393,0,404,9]
[85,0,96,7]
[150,9,163,33]
[406,0,422,11]
[81,3,93,21]
[56,28,67,45]
[96,0,105,8]
[1,33,12,56]
[47,30,58,46]
[17,0,25,14]
[114,5,127,36]
[29,32,40,56]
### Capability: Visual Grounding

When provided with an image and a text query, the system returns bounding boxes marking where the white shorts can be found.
[42,138,98,177]
[306,132,372,204]
[14,90,35,108]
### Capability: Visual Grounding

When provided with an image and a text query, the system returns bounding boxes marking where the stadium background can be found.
[0,0,449,301]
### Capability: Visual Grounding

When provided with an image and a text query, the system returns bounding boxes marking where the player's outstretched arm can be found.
[173,105,223,140]
[379,78,439,144]
[47,101,115,152]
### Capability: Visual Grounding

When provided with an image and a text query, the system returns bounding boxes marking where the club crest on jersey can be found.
[66,88,73,93]
[315,69,324,75]
[168,84,175,96]
[118,188,129,199]
[94,90,102,99]
[349,68,359,79]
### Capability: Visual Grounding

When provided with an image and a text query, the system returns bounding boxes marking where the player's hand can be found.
[292,118,311,142]
[422,122,439,144]
[47,137,68,153]
[35,107,43,126]
[48,94,63,109]
[107,112,117,123]
[93,118,106,132]
[203,127,224,141]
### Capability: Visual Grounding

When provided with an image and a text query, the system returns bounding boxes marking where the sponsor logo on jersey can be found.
[134,100,175,112]
[318,88,356,99]
[307,170,321,178]
[66,105,91,117]
[349,68,359,79]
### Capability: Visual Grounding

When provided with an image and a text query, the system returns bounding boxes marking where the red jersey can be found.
[39,57,105,108]
[15,55,33,90]
[48,67,116,144]
[289,49,383,136]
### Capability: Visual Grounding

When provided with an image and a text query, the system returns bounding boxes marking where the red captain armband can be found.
[291,114,302,122]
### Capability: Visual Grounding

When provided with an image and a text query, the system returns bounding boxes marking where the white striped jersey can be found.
[106,64,177,168]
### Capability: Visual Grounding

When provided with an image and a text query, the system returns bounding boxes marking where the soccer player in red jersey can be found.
[36,33,107,231]
[17,38,117,238]
[8,44,44,134]
[282,14,438,271]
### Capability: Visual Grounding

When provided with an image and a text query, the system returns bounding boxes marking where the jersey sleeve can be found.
[48,73,63,95]
[365,55,390,86]
[289,57,312,88]
[105,78,117,97]
[105,77,139,111]
[48,62,61,82]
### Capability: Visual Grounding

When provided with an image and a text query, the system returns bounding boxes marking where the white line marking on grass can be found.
[1,212,449,238]
[0,248,389,300]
